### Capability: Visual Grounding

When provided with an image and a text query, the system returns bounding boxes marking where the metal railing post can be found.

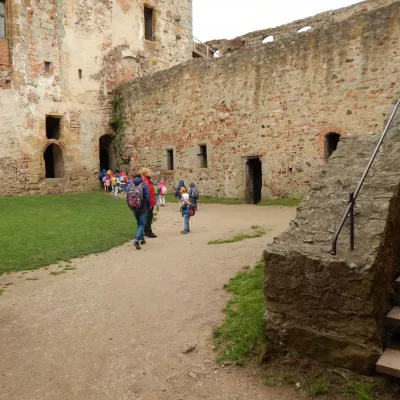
[349,192,355,251]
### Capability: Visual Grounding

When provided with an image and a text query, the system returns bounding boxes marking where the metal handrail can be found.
[331,96,400,255]
[192,36,218,58]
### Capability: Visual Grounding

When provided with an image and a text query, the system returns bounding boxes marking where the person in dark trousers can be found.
[175,179,186,209]
[127,176,150,250]
[141,168,157,238]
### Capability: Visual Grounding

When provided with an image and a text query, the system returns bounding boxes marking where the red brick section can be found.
[0,38,11,89]
[0,39,10,66]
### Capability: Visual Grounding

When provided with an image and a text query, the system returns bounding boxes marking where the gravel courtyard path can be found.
[0,204,297,400]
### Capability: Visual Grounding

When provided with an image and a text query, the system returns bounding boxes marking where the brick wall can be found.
[0,38,11,89]
[117,0,400,199]
[0,0,193,196]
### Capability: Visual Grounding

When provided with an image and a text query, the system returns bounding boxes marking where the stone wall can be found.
[0,0,192,196]
[263,101,400,372]
[207,0,395,55]
[117,0,400,200]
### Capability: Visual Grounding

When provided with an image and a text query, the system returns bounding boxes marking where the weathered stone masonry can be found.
[0,0,192,196]
[117,0,399,200]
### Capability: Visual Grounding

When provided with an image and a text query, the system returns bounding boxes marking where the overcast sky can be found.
[193,0,363,41]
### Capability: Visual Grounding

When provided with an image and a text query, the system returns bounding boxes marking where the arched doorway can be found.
[99,135,115,171]
[325,133,341,158]
[44,143,65,178]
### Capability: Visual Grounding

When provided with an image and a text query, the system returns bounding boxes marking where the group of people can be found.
[99,169,129,198]
[124,169,200,250]
[99,169,168,209]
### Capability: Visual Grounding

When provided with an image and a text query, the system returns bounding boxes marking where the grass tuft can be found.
[209,230,266,245]
[49,270,67,276]
[0,289,3,296]
[344,381,378,400]
[213,261,268,365]
[26,277,39,281]
[0,192,135,274]
[63,265,76,271]
[306,375,329,398]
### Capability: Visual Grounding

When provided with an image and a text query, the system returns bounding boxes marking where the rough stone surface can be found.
[117,0,400,199]
[263,103,400,373]
[0,0,192,196]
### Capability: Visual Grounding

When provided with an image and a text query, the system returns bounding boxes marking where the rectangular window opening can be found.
[144,7,154,41]
[44,61,51,74]
[46,116,61,140]
[166,149,174,171]
[78,69,82,79]
[198,145,208,168]
[0,1,5,38]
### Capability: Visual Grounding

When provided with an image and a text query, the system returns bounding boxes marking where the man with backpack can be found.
[189,183,199,211]
[126,175,151,250]
[141,168,157,238]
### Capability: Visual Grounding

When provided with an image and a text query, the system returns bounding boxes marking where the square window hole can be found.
[46,116,61,140]
[44,62,51,74]
[166,149,174,170]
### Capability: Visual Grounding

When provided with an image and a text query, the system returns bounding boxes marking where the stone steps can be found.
[394,277,400,290]
[377,278,400,377]
[386,306,400,325]
[376,348,400,378]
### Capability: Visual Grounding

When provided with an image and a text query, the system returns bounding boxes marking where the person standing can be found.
[189,183,199,211]
[141,168,157,238]
[159,180,167,207]
[175,180,186,209]
[180,193,192,234]
[127,175,150,250]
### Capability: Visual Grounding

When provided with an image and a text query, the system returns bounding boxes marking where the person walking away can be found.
[180,193,194,234]
[189,183,199,211]
[119,171,127,193]
[175,180,186,209]
[99,169,106,189]
[159,180,167,207]
[127,175,150,250]
[111,173,120,198]
[103,174,111,193]
[141,168,157,238]
[154,182,160,211]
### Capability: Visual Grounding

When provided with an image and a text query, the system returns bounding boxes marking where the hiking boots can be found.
[133,240,141,250]
[145,233,157,238]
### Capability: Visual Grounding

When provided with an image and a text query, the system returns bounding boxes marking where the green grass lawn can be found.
[213,261,268,365]
[0,192,135,274]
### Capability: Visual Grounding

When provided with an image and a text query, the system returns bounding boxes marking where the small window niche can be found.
[144,6,154,41]
[78,69,82,79]
[46,116,61,140]
[0,0,6,38]
[44,61,51,74]
[325,133,341,158]
[197,144,208,168]
[166,149,174,170]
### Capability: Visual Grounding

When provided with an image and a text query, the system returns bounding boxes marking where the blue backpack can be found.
[191,187,199,199]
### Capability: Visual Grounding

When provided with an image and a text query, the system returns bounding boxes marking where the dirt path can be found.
[0,204,298,400]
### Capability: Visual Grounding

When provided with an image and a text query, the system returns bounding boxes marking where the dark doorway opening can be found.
[46,116,61,140]
[246,157,262,204]
[100,147,109,171]
[44,144,64,178]
[99,135,115,171]
[326,133,341,158]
